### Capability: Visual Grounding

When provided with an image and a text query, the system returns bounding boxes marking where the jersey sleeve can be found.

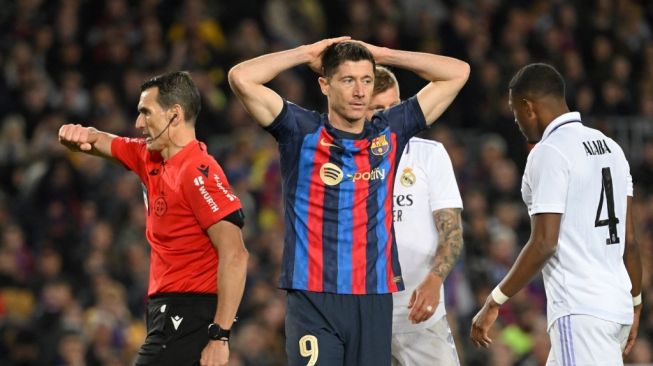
[376,96,427,145]
[527,144,571,215]
[425,143,463,211]
[264,100,322,144]
[111,137,148,178]
[181,158,243,230]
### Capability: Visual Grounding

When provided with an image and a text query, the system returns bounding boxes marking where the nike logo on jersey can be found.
[319,138,340,149]
[171,315,183,330]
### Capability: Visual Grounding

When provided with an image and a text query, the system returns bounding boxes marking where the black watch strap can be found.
[207,323,230,341]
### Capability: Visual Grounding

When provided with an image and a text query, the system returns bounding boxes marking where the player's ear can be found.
[521,98,536,118]
[318,76,329,96]
[169,104,183,124]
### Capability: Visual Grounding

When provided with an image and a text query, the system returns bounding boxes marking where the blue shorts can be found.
[285,290,393,366]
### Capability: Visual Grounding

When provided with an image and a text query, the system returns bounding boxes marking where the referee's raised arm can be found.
[228,36,351,127]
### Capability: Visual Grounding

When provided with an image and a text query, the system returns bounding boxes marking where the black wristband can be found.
[207,323,230,341]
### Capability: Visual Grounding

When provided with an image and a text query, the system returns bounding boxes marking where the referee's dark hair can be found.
[141,71,201,123]
[321,42,375,78]
[509,63,566,100]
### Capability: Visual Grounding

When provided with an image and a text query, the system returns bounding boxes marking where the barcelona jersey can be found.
[265,97,426,294]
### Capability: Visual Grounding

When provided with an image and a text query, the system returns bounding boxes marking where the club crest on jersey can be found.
[154,197,167,216]
[320,162,344,186]
[370,134,390,156]
[400,168,416,187]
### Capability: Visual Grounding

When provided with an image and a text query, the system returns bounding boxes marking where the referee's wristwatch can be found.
[207,323,230,342]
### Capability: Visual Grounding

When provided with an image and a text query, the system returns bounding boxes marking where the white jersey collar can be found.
[541,111,582,141]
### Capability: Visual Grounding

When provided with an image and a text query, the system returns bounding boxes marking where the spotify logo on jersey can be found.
[320,163,344,186]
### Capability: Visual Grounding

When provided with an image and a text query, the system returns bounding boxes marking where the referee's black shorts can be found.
[135,293,217,366]
[285,290,393,366]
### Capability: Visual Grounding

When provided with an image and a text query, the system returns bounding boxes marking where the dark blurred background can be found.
[0,0,651,365]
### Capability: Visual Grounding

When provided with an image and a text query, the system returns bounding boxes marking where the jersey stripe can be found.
[320,130,340,293]
[352,139,370,294]
[306,131,329,292]
[292,131,321,290]
[337,141,356,293]
[383,132,399,292]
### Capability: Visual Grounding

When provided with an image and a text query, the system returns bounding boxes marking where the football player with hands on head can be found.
[229,36,468,365]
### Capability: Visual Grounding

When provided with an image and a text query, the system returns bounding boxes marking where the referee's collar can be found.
[541,111,582,140]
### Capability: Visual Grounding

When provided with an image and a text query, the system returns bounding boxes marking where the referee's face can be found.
[509,90,539,143]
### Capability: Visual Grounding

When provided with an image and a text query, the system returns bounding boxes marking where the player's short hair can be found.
[321,42,375,78]
[141,71,201,122]
[509,63,566,99]
[373,66,400,96]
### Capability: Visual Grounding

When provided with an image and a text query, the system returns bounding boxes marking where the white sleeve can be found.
[528,144,570,215]
[426,144,463,211]
[626,159,633,197]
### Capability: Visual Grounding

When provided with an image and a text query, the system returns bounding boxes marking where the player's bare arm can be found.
[470,213,561,348]
[201,220,249,366]
[357,41,470,125]
[623,197,642,356]
[408,207,463,324]
[228,36,351,127]
[58,124,117,160]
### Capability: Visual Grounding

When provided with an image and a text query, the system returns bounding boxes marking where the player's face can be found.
[508,90,539,143]
[320,60,374,125]
[366,85,400,120]
[136,88,171,151]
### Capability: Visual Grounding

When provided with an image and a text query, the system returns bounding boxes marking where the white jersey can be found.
[521,112,634,329]
[392,137,463,333]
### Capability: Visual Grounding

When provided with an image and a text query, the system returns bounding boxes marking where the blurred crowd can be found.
[0,0,652,365]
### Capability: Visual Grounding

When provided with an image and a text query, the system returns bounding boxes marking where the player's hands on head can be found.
[351,40,388,63]
[469,295,501,349]
[407,272,442,324]
[58,124,99,152]
[304,36,351,74]
[200,340,229,366]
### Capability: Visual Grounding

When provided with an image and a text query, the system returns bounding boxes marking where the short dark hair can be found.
[140,71,201,122]
[373,66,399,96]
[509,63,566,99]
[321,42,375,78]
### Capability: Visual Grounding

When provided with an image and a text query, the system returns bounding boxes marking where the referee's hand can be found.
[200,340,229,366]
[58,124,99,152]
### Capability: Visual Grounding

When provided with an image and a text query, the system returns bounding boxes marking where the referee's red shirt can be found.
[112,138,242,296]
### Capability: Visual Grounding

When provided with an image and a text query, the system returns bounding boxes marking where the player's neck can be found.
[327,113,365,134]
[539,102,571,134]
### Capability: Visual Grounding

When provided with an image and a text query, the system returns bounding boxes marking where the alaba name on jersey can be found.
[111,138,242,296]
[391,137,463,333]
[521,112,634,328]
[264,97,426,295]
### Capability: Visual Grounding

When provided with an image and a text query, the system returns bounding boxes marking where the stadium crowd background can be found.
[0,0,652,365]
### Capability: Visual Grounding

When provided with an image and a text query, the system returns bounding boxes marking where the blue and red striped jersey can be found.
[265,97,426,294]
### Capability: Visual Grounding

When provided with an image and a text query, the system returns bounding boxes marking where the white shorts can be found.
[391,316,460,366]
[547,314,630,366]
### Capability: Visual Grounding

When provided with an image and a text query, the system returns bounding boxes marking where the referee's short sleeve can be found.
[527,144,570,215]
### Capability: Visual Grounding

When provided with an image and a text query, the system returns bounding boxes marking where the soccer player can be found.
[366,66,464,366]
[470,63,642,365]
[228,38,469,365]
[58,71,248,366]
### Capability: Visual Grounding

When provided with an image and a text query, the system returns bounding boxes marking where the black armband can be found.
[222,209,245,228]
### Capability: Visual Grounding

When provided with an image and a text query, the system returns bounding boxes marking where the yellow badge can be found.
[320,162,344,186]
[400,168,416,187]
[370,134,390,156]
